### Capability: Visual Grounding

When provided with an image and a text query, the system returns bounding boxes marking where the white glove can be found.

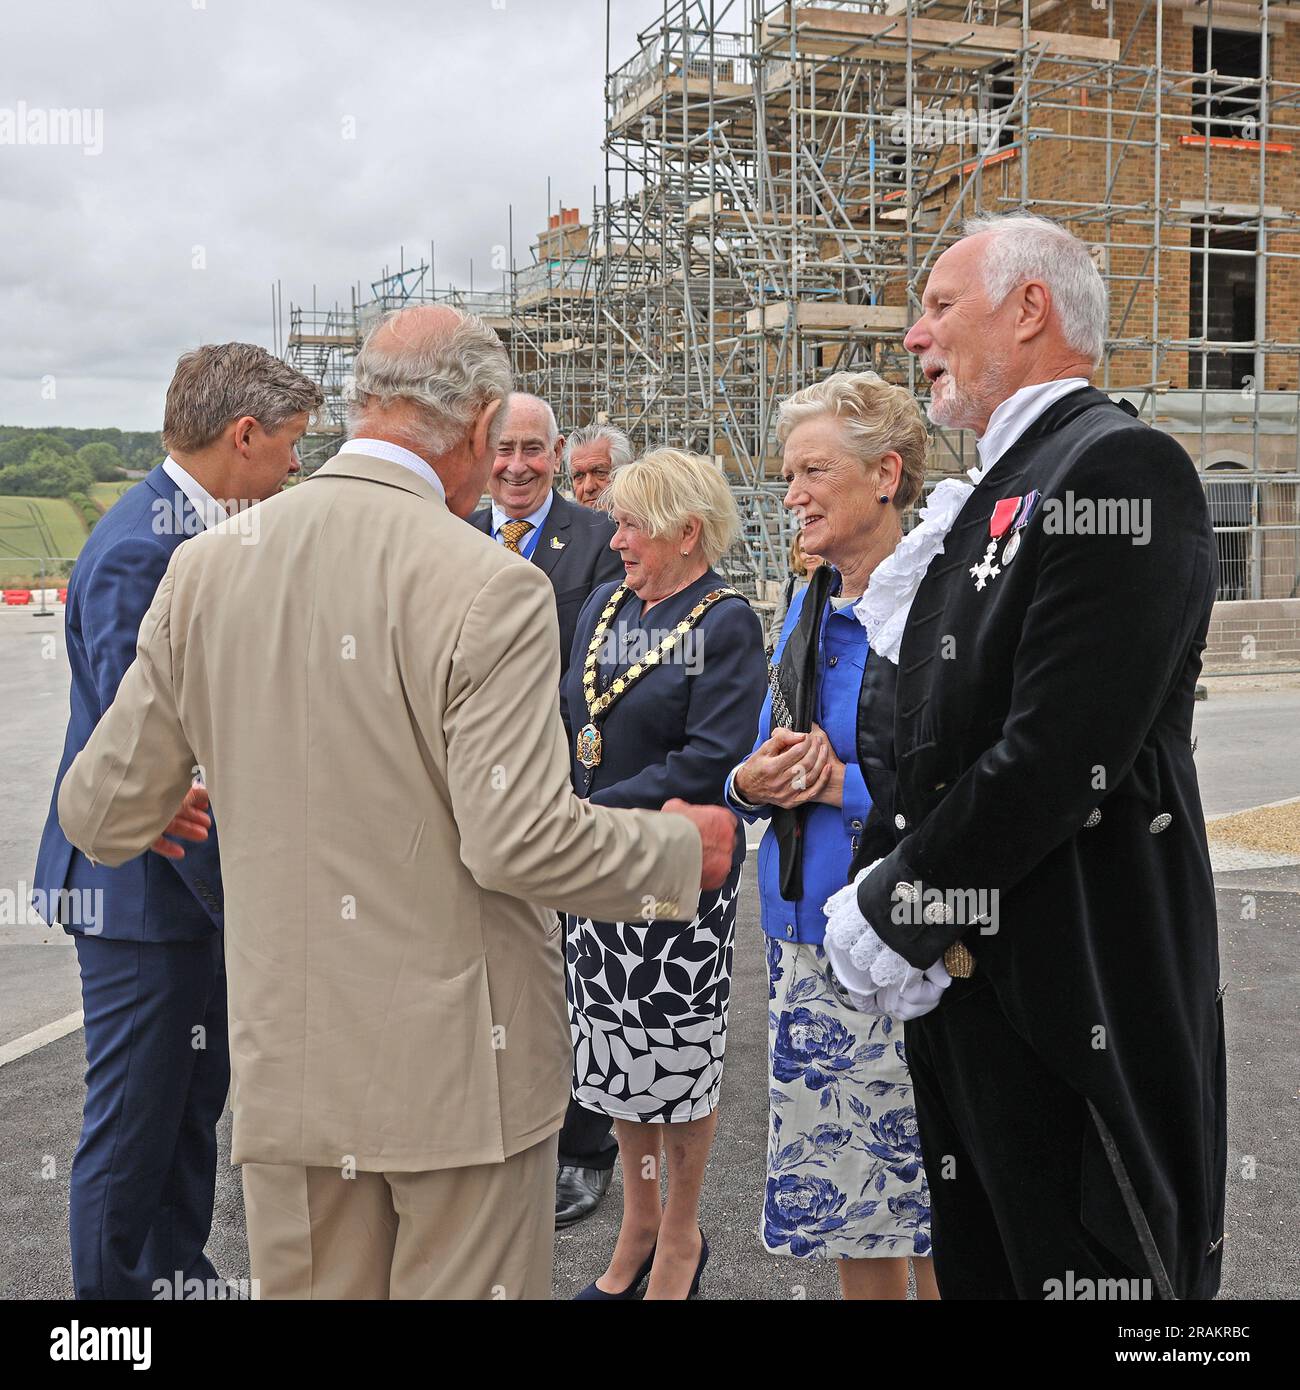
[873,958,952,1021]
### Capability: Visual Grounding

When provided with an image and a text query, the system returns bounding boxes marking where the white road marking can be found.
[0,1010,83,1068]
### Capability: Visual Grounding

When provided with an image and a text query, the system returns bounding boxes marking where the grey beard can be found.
[927,361,1011,431]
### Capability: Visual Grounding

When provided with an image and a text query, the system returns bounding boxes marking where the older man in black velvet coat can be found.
[469,392,625,1226]
[844,215,1226,1301]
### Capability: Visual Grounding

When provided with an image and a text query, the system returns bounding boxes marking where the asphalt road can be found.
[1,609,1296,1299]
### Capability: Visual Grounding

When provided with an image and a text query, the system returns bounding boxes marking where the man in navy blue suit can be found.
[469,393,625,1226]
[33,343,322,1299]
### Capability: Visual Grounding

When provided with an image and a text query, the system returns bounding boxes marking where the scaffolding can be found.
[509,204,602,431]
[280,0,1300,626]
[283,247,512,463]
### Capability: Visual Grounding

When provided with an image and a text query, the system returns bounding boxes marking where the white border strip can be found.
[0,1010,83,1068]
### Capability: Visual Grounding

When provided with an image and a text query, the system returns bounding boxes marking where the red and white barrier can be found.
[3,588,67,606]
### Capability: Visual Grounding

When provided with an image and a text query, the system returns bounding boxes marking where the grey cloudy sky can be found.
[1,0,660,430]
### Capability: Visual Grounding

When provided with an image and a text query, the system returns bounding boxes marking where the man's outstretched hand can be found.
[150,783,211,860]
[662,798,738,891]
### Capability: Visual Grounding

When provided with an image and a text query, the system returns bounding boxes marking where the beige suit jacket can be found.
[58,451,701,1172]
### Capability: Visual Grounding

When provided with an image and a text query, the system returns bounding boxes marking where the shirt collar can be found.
[969,378,1091,485]
[336,438,446,500]
[162,457,228,531]
[491,486,554,537]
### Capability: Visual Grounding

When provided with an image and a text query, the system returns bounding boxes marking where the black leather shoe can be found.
[556,1164,613,1227]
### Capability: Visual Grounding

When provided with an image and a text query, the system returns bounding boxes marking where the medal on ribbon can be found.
[970,495,1020,591]
[1001,489,1040,566]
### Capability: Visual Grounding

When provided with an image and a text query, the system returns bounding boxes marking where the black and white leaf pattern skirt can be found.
[564,864,740,1123]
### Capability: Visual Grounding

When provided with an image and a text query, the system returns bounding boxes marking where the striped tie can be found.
[499,520,533,555]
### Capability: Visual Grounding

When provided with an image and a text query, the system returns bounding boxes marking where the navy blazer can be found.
[468,488,623,682]
[562,572,768,824]
[32,463,224,941]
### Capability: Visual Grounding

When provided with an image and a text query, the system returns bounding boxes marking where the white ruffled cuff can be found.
[823,861,913,991]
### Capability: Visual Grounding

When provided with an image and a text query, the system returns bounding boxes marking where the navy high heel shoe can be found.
[688,1230,710,1298]
[573,1244,657,1301]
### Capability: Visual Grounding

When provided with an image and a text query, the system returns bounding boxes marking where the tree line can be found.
[0,427,162,530]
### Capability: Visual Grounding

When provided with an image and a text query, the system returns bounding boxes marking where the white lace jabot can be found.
[820,475,976,1014]
[853,477,975,666]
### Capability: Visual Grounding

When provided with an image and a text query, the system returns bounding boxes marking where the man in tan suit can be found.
[57,305,737,1300]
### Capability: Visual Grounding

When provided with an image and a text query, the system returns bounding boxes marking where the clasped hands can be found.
[733,725,844,810]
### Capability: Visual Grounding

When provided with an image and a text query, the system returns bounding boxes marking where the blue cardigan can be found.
[725,581,872,945]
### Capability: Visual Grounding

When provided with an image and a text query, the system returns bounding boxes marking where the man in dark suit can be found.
[842,214,1225,1300]
[469,392,624,1225]
[33,343,321,1298]
[471,393,623,685]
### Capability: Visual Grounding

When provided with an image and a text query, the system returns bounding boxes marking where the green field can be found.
[90,480,133,508]
[0,496,90,585]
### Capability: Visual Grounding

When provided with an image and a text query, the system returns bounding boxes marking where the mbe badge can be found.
[970,540,1001,591]
[971,492,1040,591]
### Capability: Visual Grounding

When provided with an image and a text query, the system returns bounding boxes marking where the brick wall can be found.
[1203,597,1300,669]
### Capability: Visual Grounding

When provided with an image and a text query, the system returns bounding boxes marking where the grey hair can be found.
[504,392,559,447]
[162,343,324,454]
[347,308,513,456]
[962,213,1108,366]
[564,422,633,471]
[776,371,929,511]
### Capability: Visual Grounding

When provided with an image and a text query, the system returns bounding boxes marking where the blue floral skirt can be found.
[762,937,931,1260]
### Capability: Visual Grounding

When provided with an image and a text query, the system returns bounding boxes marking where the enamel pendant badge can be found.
[971,492,1039,590]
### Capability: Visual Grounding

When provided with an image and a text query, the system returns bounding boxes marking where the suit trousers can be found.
[70,931,229,1299]
[558,1095,618,1171]
[905,975,1142,1300]
[242,1132,559,1299]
